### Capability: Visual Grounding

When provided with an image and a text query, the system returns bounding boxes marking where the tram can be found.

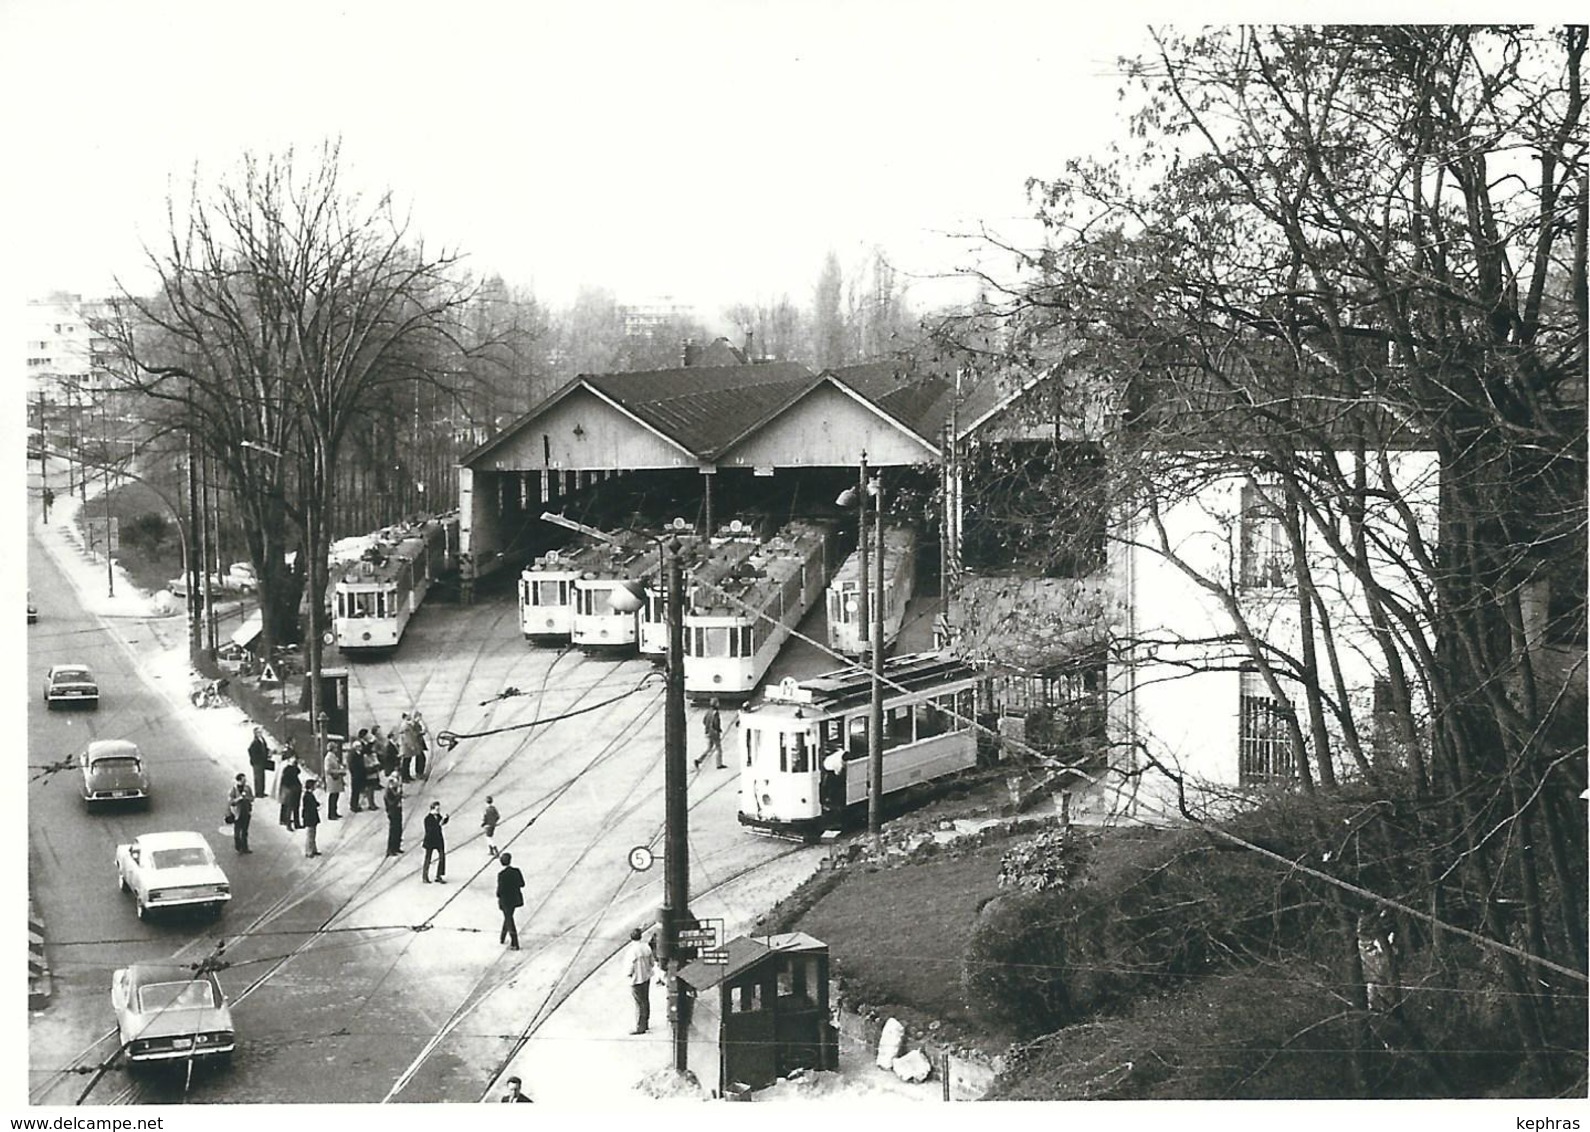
[683,519,836,699]
[569,530,668,653]
[637,522,759,660]
[519,548,581,643]
[333,512,460,654]
[826,525,918,657]
[737,651,990,837]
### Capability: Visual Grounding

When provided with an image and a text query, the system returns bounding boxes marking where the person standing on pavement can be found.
[247,726,272,798]
[481,796,500,858]
[412,710,431,779]
[227,773,254,854]
[496,851,525,949]
[348,729,370,812]
[694,696,725,769]
[301,778,322,858]
[398,712,418,782]
[322,742,346,820]
[383,773,404,856]
[375,725,399,780]
[359,735,382,811]
[421,801,449,882]
[277,755,302,831]
[622,927,655,1034]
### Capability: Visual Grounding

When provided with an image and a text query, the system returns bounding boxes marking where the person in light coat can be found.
[322,742,347,820]
[622,927,656,1034]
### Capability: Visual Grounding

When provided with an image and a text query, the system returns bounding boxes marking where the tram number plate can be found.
[676,929,718,947]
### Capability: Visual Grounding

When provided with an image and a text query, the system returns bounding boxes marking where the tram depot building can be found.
[457,352,1440,822]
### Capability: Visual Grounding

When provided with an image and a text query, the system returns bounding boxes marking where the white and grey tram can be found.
[737,651,990,837]
[570,531,664,653]
[683,519,835,700]
[826,524,918,657]
[637,528,756,660]
[519,548,581,643]
[333,513,460,653]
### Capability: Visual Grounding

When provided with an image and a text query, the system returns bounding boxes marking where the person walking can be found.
[348,729,370,812]
[277,755,302,831]
[500,1076,532,1102]
[496,851,525,950]
[412,710,431,779]
[382,773,404,857]
[301,778,322,858]
[247,726,272,798]
[322,742,347,820]
[622,927,655,1034]
[227,773,254,854]
[694,696,725,769]
[421,801,449,882]
[481,796,500,858]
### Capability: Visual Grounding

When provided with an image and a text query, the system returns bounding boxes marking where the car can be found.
[111,962,235,1067]
[43,663,98,709]
[115,831,231,921]
[226,562,258,593]
[78,740,151,808]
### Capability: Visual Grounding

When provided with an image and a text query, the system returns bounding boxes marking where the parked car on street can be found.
[43,663,99,709]
[115,831,231,921]
[111,962,235,1067]
[79,740,150,808]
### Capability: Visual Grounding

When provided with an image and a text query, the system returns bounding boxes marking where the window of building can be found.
[1240,480,1293,589]
[1238,669,1297,785]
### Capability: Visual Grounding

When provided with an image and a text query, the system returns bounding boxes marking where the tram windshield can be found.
[531,579,568,606]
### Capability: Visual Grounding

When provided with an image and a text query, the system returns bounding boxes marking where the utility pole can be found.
[857,452,870,648]
[186,415,203,658]
[869,471,885,852]
[102,395,114,598]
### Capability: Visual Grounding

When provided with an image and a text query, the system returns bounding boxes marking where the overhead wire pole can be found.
[869,471,886,853]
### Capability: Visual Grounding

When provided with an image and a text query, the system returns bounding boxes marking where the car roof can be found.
[86,740,139,759]
[125,963,219,989]
[133,831,211,850]
[51,663,93,674]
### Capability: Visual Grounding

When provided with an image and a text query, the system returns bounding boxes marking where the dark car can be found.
[79,740,151,808]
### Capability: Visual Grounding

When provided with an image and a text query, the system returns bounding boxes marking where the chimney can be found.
[744,329,754,362]
[681,337,694,367]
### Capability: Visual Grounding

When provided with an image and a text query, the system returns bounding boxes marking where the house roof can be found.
[676,931,827,992]
[584,362,815,459]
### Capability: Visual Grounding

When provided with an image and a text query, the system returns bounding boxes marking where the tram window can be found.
[336,593,345,618]
[821,718,843,749]
[700,626,729,656]
[745,729,758,767]
[958,689,976,727]
[915,699,949,740]
[846,715,867,759]
[884,705,913,750]
[533,580,563,605]
[738,626,752,657]
[780,731,810,773]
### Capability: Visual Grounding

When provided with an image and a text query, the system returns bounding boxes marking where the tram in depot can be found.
[519,548,582,643]
[333,512,460,654]
[637,522,760,661]
[826,525,918,657]
[683,519,836,700]
[737,652,991,837]
[571,529,686,653]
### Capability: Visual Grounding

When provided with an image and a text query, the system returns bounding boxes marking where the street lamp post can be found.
[101,395,115,598]
[541,511,692,1073]
[837,460,888,852]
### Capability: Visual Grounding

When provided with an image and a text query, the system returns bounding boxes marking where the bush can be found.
[962,890,1073,1035]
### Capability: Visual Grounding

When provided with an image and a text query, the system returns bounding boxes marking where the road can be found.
[28,491,816,1104]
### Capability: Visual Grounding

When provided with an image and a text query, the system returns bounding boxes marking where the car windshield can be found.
[150,847,211,869]
[55,669,91,682]
[136,980,217,1012]
[92,757,140,773]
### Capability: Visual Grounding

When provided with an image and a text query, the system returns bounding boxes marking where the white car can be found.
[43,663,99,709]
[115,831,231,921]
[112,962,235,1067]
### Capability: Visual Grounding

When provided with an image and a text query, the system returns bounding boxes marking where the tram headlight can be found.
[362,631,371,641]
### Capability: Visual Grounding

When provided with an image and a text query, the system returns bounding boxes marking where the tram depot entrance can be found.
[676,932,836,1098]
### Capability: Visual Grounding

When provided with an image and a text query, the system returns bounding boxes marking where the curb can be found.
[28,899,51,1011]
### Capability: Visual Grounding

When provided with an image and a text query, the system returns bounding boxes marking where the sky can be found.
[0,0,1162,330]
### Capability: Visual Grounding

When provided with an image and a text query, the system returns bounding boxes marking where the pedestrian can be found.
[227,773,253,854]
[622,927,655,1034]
[421,801,449,883]
[500,1076,532,1103]
[375,725,399,779]
[496,851,525,950]
[383,773,404,857]
[481,796,500,858]
[412,710,430,779]
[359,735,381,810]
[694,696,724,769]
[398,711,417,782]
[277,755,302,831]
[349,728,370,812]
[301,778,322,858]
[322,741,346,820]
[247,726,272,798]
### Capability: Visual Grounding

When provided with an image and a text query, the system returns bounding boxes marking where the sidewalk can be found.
[32,486,944,1105]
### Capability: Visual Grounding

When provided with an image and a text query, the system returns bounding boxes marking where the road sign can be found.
[627,846,655,872]
[700,950,729,965]
[676,929,718,947]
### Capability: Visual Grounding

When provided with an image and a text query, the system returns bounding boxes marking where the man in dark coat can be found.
[496,852,525,949]
[421,801,449,882]
[247,726,272,797]
[300,778,322,858]
[277,756,302,830]
[383,774,404,857]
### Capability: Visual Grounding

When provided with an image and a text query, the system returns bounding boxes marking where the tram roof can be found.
[757,651,986,714]
[687,519,830,617]
[338,517,452,587]
[830,525,916,586]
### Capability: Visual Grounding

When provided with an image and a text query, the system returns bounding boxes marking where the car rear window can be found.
[137,980,217,1012]
[150,847,210,869]
[93,757,140,771]
[56,669,91,682]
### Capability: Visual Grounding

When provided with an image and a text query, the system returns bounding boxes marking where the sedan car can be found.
[115,831,231,921]
[111,962,235,1067]
[43,663,99,709]
[79,740,150,808]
